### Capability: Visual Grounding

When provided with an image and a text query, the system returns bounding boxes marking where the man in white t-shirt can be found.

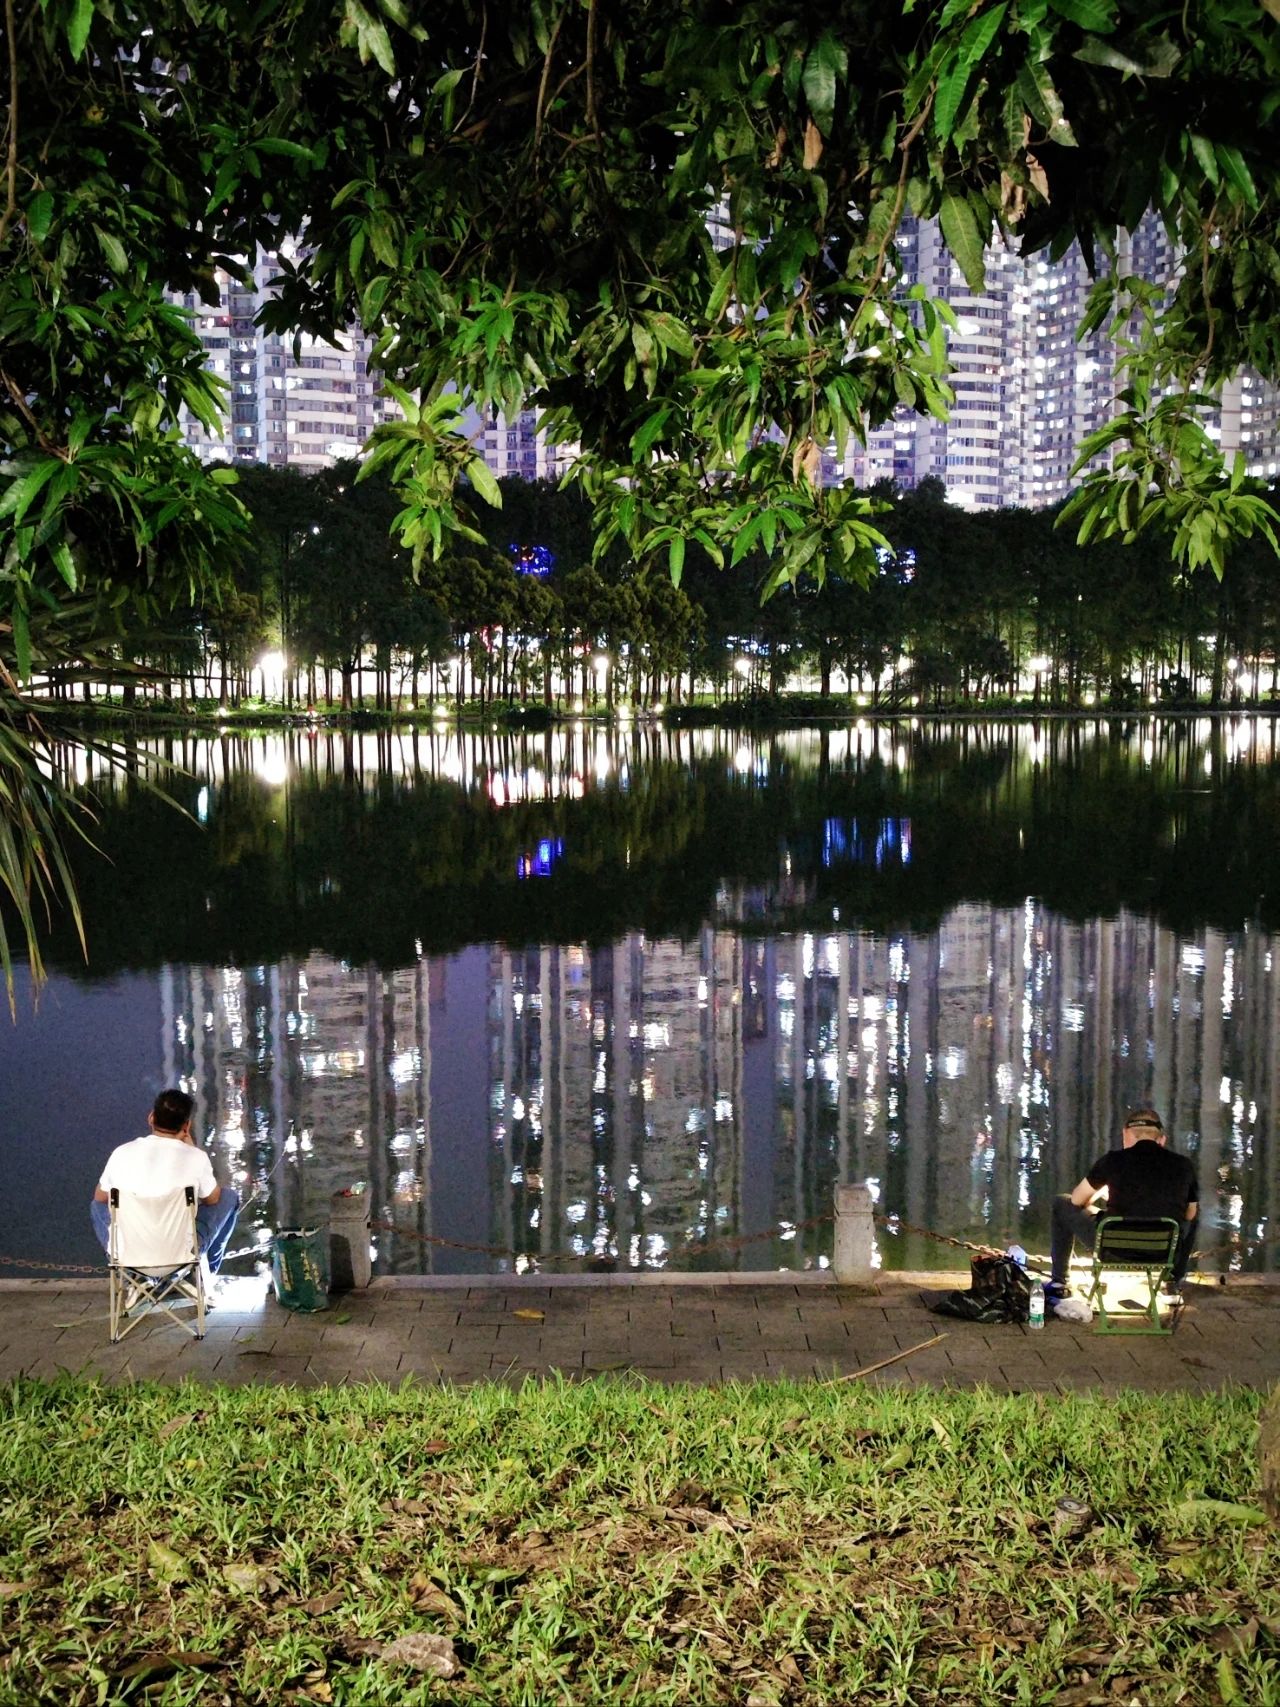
[91,1089,239,1274]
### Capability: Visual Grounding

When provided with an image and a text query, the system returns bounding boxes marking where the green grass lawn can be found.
[0,1377,1275,1705]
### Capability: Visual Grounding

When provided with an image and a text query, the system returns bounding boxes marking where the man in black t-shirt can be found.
[1047,1105,1198,1301]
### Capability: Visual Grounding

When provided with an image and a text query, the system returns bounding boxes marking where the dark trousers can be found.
[1050,1195,1196,1286]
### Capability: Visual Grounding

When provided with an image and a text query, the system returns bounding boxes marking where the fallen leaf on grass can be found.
[1176,1498,1268,1527]
[298,1588,345,1615]
[881,1443,915,1472]
[1163,1551,1214,1581]
[147,1541,189,1583]
[1093,1559,1141,1589]
[0,1582,37,1600]
[409,1574,459,1620]
[158,1413,197,1441]
[1209,1619,1259,1656]
[513,1308,545,1322]
[377,1632,458,1677]
[114,1651,221,1683]
[384,1498,434,1517]
[421,1439,450,1455]
[222,1562,279,1594]
[1218,1653,1240,1702]
[928,1415,953,1446]
[662,1505,746,1533]
[471,1565,528,1586]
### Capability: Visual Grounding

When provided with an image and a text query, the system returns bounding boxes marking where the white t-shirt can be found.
[98,1135,217,1201]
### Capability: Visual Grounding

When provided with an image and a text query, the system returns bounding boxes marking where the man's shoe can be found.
[1043,1281,1071,1306]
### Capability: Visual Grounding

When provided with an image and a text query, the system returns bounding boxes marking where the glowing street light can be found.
[258,650,285,702]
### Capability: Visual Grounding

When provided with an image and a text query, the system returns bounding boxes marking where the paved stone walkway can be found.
[0,1273,1274,1390]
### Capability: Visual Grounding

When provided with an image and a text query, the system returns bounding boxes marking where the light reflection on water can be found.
[4,716,1279,1276]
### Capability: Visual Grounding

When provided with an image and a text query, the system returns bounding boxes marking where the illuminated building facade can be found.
[171,247,393,470]
[844,215,1280,509]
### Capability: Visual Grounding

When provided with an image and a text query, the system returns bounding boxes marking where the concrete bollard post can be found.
[833,1184,877,1288]
[329,1185,372,1291]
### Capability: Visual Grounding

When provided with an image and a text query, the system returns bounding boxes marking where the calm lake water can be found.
[2,716,1279,1278]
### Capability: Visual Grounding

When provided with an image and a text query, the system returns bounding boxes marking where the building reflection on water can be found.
[161,904,1279,1276]
[6,715,1277,1275]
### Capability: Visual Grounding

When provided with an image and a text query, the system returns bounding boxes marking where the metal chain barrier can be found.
[0,1253,102,1275]
[369,1212,838,1268]
[4,1205,1262,1281]
[875,1211,1014,1260]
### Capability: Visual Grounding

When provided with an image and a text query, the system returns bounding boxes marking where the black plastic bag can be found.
[929,1253,1031,1324]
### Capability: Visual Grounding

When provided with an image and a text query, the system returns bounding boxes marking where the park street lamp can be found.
[258,650,285,704]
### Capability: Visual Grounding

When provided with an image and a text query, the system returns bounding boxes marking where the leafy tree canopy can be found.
[5,0,1280,622]
[3,0,1280,983]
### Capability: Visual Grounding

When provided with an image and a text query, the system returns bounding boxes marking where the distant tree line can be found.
[46,468,1280,714]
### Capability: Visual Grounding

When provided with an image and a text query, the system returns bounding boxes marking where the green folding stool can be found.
[1086,1215,1182,1335]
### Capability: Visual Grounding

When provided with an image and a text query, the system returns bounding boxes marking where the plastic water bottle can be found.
[1028,1280,1045,1330]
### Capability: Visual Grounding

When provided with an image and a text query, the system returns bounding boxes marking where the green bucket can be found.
[270,1227,329,1312]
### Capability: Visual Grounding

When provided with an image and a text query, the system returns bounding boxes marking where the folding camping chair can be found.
[107,1185,207,1342]
[1085,1215,1181,1335]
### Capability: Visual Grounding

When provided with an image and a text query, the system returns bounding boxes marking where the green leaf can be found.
[1215,146,1259,210]
[1002,81,1026,155]
[1188,134,1219,187]
[801,32,847,136]
[367,213,399,269]
[50,541,77,590]
[935,4,1007,141]
[11,603,31,683]
[254,138,316,162]
[0,459,60,525]
[668,534,685,585]
[466,456,501,508]
[632,405,672,458]
[1175,1498,1268,1527]
[938,191,986,292]
[1071,33,1134,72]
[25,192,54,243]
[94,227,128,276]
[1047,0,1115,28]
[350,0,396,75]
[1016,60,1075,144]
[66,0,94,59]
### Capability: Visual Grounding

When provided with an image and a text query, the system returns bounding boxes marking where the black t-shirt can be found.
[1086,1140,1198,1220]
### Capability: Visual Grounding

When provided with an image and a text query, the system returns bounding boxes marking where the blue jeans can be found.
[91,1189,240,1275]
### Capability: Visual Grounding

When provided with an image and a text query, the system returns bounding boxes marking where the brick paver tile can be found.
[761,1351,824,1379]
